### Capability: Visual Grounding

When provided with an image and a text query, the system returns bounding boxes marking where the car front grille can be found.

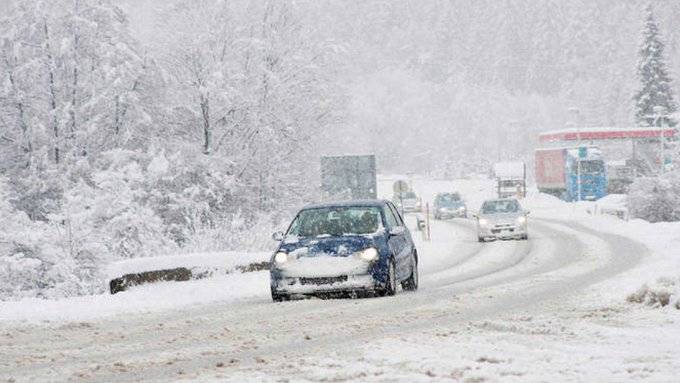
[299,276,348,285]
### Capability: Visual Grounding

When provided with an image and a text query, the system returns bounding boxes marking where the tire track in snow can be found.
[0,217,646,383]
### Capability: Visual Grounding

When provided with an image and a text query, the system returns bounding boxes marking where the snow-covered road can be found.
[2,212,661,383]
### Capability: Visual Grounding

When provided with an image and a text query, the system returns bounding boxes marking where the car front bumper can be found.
[436,209,467,218]
[478,223,527,239]
[272,274,377,296]
[270,255,382,297]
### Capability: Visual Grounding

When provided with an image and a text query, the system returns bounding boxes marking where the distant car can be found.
[269,200,419,301]
[474,198,529,242]
[433,192,467,219]
[393,191,422,213]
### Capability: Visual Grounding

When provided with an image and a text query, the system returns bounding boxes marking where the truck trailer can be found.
[535,146,607,201]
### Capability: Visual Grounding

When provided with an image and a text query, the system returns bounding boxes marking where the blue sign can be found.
[578,146,587,159]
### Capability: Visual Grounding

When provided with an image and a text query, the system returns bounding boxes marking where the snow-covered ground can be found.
[1,177,679,382]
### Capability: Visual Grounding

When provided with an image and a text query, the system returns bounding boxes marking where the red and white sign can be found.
[539,127,676,143]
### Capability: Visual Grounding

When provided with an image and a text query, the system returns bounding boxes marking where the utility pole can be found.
[568,107,582,201]
[653,106,667,174]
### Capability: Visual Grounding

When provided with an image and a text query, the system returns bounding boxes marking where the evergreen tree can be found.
[634,6,677,126]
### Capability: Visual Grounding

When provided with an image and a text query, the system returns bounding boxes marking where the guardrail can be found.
[108,258,271,294]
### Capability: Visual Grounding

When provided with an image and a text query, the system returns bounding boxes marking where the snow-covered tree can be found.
[154,0,240,156]
[634,6,678,127]
[628,170,680,222]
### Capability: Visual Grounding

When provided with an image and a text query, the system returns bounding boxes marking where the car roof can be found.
[302,199,389,210]
[436,192,460,197]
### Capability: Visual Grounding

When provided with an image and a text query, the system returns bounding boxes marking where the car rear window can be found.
[287,206,383,237]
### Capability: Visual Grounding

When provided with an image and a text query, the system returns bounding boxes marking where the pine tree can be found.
[634,6,678,126]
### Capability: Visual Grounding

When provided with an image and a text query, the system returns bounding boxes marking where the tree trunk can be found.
[5,59,32,166]
[114,77,141,142]
[201,95,211,154]
[114,95,121,136]
[43,19,60,164]
[70,0,80,156]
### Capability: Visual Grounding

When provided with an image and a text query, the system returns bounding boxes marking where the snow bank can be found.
[105,251,270,279]
[525,191,680,308]
[627,277,680,309]
[594,194,629,220]
[0,271,270,323]
[0,251,272,323]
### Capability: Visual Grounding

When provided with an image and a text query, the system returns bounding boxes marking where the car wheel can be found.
[523,234,529,240]
[271,287,289,302]
[402,253,418,291]
[478,236,485,243]
[379,258,397,297]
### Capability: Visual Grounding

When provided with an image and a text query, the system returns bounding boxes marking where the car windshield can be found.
[437,193,461,205]
[580,160,604,173]
[287,206,383,237]
[481,200,520,214]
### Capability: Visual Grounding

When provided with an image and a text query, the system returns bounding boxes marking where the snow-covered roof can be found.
[105,251,270,278]
[539,127,677,142]
[493,162,524,178]
[304,199,388,209]
[535,145,599,152]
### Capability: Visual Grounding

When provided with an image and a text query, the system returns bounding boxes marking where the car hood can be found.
[279,235,376,259]
[479,212,522,222]
[439,201,465,208]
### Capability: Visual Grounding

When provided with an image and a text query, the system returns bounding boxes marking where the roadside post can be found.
[577,146,587,201]
[425,202,431,241]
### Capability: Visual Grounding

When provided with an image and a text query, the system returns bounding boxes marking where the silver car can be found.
[474,198,529,242]
[393,191,422,213]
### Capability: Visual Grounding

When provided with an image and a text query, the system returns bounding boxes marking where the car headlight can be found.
[358,247,378,262]
[439,208,446,213]
[274,252,288,264]
[478,218,489,226]
[516,216,526,224]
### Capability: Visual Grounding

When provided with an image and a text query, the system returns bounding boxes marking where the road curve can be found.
[0,217,646,382]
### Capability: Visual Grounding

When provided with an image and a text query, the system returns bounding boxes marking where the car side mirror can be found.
[272,231,285,241]
[389,226,405,236]
[525,210,531,215]
[471,213,478,219]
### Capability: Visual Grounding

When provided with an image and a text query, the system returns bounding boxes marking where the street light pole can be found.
[653,106,667,174]
[568,107,582,201]
[577,131,582,201]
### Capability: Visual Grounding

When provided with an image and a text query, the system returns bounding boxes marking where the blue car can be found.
[433,192,467,220]
[269,200,418,301]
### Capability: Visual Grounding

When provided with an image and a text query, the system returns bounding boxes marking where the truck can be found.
[493,162,526,198]
[535,146,608,201]
[320,155,377,201]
